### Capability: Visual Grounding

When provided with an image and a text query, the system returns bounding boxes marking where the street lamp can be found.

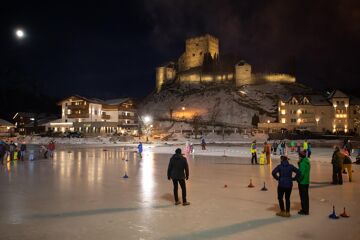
[181,107,186,119]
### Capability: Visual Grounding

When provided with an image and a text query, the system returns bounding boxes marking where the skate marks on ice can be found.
[162,215,300,240]
[23,205,172,220]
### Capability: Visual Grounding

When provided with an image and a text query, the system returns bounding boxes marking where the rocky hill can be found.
[139,82,312,127]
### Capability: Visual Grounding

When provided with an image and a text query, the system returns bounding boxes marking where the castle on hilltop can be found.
[156,34,295,92]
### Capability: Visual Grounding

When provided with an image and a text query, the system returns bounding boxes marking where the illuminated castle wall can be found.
[155,34,296,92]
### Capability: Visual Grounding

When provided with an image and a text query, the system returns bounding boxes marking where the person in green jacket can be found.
[298,150,310,215]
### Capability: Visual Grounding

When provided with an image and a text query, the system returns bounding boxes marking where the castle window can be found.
[200,51,203,55]
[196,43,199,46]
[192,53,195,57]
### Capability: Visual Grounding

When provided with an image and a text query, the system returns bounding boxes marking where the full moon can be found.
[15,29,25,38]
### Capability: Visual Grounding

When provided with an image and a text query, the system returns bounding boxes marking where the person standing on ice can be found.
[185,140,190,154]
[272,155,300,217]
[250,140,258,164]
[167,148,190,206]
[290,140,295,152]
[137,142,143,158]
[331,146,344,185]
[201,137,206,150]
[303,139,308,156]
[262,141,271,164]
[297,151,310,215]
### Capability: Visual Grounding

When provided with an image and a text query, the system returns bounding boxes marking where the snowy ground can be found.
[0,145,359,240]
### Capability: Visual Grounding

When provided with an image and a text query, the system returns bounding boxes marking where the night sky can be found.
[1,0,360,101]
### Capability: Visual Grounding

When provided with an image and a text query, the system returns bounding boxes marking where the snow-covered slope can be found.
[140,82,311,127]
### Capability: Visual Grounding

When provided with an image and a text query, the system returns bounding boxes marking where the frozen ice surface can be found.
[0,145,359,240]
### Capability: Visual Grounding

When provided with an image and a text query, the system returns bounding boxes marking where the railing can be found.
[67,104,88,110]
[119,115,137,120]
[101,114,111,120]
[67,113,89,118]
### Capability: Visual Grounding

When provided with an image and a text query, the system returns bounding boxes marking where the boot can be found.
[182,201,190,206]
[276,211,285,217]
[284,212,291,217]
[175,201,181,205]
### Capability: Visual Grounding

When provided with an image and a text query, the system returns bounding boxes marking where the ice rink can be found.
[0,145,359,240]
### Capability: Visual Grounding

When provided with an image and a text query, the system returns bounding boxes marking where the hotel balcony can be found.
[67,113,89,119]
[119,115,137,120]
[101,114,111,120]
[67,104,88,110]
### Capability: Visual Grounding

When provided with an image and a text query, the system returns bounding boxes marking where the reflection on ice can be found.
[141,152,155,206]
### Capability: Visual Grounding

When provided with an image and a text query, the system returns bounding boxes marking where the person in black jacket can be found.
[167,148,190,206]
[272,155,300,217]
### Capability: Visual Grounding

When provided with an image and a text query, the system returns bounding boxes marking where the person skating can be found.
[20,143,27,161]
[331,147,345,185]
[272,155,300,217]
[250,140,258,164]
[167,148,190,206]
[201,137,206,150]
[137,142,143,158]
[297,151,311,215]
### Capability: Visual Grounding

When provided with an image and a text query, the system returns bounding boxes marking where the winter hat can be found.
[299,150,307,158]
[175,148,182,154]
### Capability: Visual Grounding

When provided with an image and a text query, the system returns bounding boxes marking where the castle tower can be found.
[156,62,176,92]
[178,34,219,72]
[235,60,252,87]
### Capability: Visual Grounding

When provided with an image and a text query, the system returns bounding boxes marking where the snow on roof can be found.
[0,119,15,127]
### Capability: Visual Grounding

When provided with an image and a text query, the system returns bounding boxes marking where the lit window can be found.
[281,110,286,115]
[281,118,286,123]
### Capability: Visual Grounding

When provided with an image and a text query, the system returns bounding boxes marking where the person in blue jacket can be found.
[272,155,300,217]
[137,142,143,158]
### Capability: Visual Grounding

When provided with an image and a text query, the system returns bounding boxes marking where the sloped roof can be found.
[104,98,129,105]
[280,94,331,106]
[328,90,348,99]
[13,112,36,119]
[59,95,130,106]
[0,119,15,127]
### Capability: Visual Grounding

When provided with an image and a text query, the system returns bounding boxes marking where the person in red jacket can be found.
[48,141,56,158]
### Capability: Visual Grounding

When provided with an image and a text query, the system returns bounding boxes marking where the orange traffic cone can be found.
[340,207,350,218]
[248,179,255,188]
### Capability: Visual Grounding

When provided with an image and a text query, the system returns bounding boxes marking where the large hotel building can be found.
[259,90,360,134]
[46,95,138,135]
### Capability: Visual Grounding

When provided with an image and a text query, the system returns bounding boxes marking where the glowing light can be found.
[281,110,286,115]
[182,107,186,111]
[267,120,270,124]
[143,115,152,124]
[15,29,25,39]
[345,104,349,108]
[297,109,302,114]
[281,118,286,123]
